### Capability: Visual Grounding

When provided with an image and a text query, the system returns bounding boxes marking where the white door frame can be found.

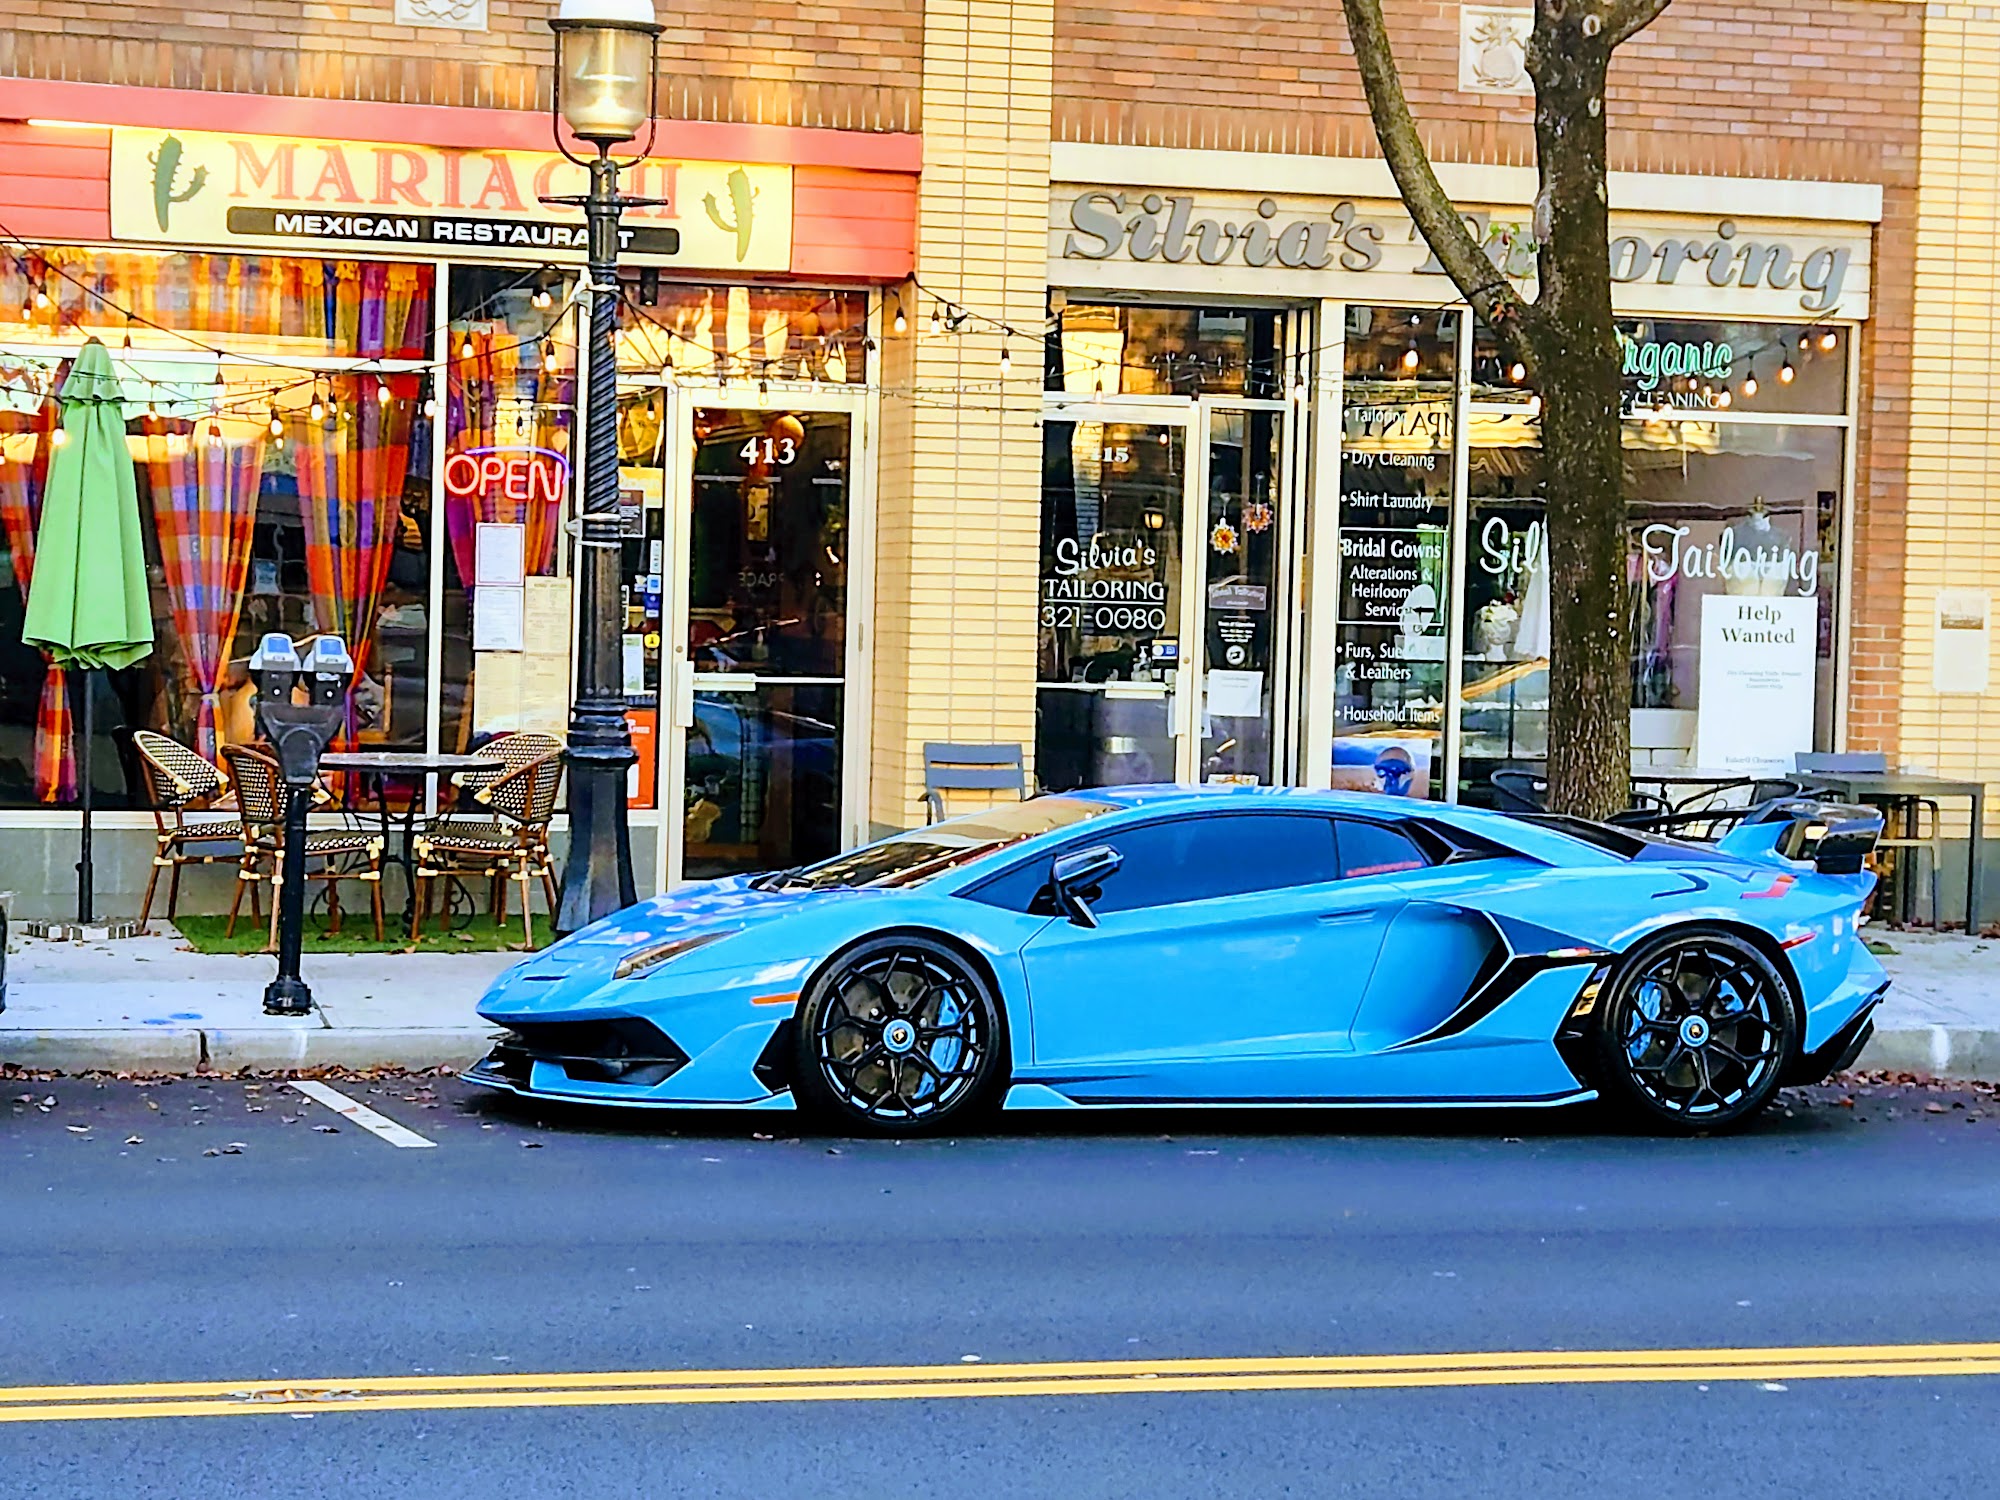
[638,378,874,892]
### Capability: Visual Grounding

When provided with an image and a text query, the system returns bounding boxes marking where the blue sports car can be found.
[466,786,1889,1136]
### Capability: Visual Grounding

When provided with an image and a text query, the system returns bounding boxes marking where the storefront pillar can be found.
[866,0,1053,833]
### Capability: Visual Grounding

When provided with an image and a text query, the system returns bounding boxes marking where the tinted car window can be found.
[1086,814,1339,914]
[1334,819,1430,880]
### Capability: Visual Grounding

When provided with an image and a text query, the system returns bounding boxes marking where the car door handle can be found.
[1316,909,1376,926]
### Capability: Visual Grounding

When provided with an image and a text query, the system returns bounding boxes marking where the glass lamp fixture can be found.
[550,0,663,149]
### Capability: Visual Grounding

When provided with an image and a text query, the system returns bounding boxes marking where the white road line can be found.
[289,1081,438,1150]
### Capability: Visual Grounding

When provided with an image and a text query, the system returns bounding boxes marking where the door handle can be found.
[1316,909,1375,926]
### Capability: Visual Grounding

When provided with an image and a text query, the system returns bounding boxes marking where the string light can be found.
[928,303,942,337]
[308,385,326,424]
[459,332,475,361]
[891,295,908,336]
[268,405,284,438]
[1715,388,1732,408]
[999,341,1012,375]
[1819,329,1838,352]
[1401,346,1421,372]
[50,426,67,447]
[33,286,49,311]
[122,315,136,352]
[375,376,391,407]
[1508,361,1527,383]
[422,396,437,419]
[1779,361,1797,385]
[1742,375,1758,398]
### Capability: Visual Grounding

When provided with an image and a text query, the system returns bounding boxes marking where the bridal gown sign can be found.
[1694,595,1818,773]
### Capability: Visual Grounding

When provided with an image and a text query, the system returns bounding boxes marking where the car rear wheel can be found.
[793,936,1007,1136]
[1589,927,1798,1135]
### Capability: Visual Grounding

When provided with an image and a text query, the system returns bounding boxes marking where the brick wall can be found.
[0,0,922,129]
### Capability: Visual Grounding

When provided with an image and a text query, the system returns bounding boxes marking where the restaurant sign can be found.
[110,128,792,270]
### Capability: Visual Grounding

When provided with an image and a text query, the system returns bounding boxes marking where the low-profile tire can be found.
[792,934,1008,1136]
[1588,926,1799,1135]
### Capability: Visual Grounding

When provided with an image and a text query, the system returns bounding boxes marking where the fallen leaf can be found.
[65,1125,91,1134]
[125,1135,144,1145]
[520,1141,543,1149]
[225,1142,248,1152]
[1925,1103,1949,1114]
[313,1124,340,1134]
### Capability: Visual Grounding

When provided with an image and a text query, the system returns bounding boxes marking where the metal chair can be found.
[413,745,564,948]
[130,730,242,932]
[220,744,385,945]
[1488,767,1547,814]
[921,743,1027,824]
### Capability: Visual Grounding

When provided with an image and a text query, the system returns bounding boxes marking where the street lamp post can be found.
[544,0,663,933]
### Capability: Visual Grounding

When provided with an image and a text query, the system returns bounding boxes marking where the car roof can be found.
[1078,784,1430,820]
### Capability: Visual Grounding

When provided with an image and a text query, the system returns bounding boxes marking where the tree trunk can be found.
[1525,9,1630,820]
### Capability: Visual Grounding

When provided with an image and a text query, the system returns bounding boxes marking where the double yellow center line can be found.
[3,1342,1995,1424]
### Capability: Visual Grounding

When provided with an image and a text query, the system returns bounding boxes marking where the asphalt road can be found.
[1,1073,1997,1498]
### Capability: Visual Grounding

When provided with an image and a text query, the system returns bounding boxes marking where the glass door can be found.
[1035,406,1190,791]
[650,397,857,884]
[1193,400,1292,785]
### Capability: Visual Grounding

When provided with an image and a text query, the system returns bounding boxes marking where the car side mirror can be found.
[1050,844,1123,929]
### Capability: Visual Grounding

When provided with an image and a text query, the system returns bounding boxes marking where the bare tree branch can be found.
[1604,0,1672,50]
[1339,0,1540,357]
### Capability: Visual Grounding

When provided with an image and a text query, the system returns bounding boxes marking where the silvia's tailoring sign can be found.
[109,128,792,270]
[1051,187,1871,319]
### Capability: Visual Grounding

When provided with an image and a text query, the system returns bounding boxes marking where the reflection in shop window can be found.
[1046,298,1283,398]
[1335,306,1459,801]
[616,282,869,384]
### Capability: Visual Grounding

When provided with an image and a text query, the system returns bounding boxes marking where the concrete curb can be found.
[1855,1026,2000,1084]
[2,1027,494,1075]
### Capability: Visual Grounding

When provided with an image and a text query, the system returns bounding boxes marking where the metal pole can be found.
[556,146,639,933]
[75,668,94,925]
[262,778,313,1015]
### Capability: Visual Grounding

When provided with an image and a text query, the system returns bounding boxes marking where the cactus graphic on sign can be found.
[703,168,757,262]
[147,134,208,232]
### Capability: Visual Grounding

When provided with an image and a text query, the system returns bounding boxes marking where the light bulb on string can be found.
[268,406,284,438]
[460,332,475,361]
[33,287,49,312]
[1798,332,1811,351]
[122,316,136,353]
[205,418,222,449]
[309,387,326,424]
[891,297,907,336]
[50,426,68,447]
[422,396,438,419]
[375,376,391,407]
[1509,361,1527,383]
[1715,388,1732,408]
[542,336,557,365]
[1401,346,1420,372]
[1742,375,1759,398]
[1819,329,1838,352]
[1779,361,1796,385]
[515,408,527,436]
[757,378,770,409]
[1000,342,1012,376]
[1091,379,1104,405]
[928,303,942,337]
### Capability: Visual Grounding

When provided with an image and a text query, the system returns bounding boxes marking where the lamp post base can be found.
[262,974,314,1016]
[556,721,638,935]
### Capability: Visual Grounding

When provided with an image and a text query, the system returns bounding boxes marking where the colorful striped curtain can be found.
[295,375,418,744]
[144,430,263,761]
[0,404,75,802]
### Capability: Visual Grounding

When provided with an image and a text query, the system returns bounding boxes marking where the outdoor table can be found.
[1787,772,1986,935]
[318,751,504,931]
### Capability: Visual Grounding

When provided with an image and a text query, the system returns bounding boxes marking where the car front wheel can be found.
[793,935,1007,1136]
[1589,927,1799,1135]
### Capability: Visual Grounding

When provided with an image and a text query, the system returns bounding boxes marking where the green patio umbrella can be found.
[22,337,154,923]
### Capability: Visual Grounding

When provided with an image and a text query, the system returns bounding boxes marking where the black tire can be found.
[792,935,1009,1136]
[1589,926,1799,1135]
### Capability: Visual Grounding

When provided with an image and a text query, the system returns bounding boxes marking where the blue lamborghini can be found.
[466,786,1890,1135]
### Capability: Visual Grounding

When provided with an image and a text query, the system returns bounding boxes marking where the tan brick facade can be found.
[1902,2,2000,841]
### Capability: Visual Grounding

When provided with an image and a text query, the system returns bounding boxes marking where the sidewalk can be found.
[1,926,1995,1082]
[0,930,515,1073]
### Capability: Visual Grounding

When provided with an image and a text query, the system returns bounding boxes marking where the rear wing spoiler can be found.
[1720,799,1884,875]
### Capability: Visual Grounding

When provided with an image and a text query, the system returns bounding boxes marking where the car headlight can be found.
[613,929,736,981]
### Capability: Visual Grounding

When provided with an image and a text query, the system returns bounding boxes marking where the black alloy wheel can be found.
[792,935,1006,1136]
[1589,927,1799,1134]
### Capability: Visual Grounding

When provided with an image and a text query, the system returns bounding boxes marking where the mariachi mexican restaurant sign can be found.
[110,127,792,270]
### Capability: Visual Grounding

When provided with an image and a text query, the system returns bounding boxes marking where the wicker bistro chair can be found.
[412,745,564,948]
[220,744,386,945]
[130,730,243,932]
[447,731,563,810]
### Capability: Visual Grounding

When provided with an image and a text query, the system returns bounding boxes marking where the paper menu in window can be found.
[474,522,527,588]
[523,576,572,657]
[473,585,525,652]
[1204,669,1264,718]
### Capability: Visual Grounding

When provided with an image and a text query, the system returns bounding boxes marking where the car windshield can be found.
[755,796,1120,892]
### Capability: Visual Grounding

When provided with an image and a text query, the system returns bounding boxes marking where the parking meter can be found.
[249,632,353,1015]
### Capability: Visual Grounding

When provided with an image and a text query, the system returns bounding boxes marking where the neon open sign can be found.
[442,445,570,504]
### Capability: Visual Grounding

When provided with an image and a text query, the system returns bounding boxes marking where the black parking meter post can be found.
[251,634,353,1018]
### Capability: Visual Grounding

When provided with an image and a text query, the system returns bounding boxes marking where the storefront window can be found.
[616,282,869,384]
[2,248,432,359]
[1334,305,1458,800]
[441,265,576,759]
[1048,299,1282,398]
[0,354,431,808]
